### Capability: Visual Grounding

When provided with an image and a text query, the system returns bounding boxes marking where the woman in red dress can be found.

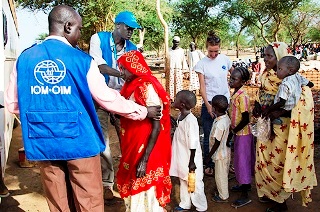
[116,50,172,211]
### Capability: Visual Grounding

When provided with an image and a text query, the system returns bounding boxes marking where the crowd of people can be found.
[2,4,317,212]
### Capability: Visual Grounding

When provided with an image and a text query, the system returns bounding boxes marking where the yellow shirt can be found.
[229,87,251,135]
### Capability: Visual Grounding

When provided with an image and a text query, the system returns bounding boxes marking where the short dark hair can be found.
[279,56,300,73]
[211,95,228,113]
[176,90,197,110]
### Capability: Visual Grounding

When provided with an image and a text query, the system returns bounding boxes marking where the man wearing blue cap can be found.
[89,11,141,201]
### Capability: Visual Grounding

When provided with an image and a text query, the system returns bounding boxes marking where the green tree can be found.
[171,0,229,46]
[284,1,320,46]
[224,0,307,44]
[16,0,173,52]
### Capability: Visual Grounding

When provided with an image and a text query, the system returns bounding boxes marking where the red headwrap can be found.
[118,50,170,106]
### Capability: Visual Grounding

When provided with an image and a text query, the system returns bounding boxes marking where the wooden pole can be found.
[156,0,170,94]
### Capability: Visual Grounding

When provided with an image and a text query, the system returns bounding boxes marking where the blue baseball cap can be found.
[115,11,141,29]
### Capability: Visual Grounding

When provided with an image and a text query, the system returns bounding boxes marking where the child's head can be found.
[211,95,228,116]
[173,90,197,110]
[229,67,250,89]
[277,56,300,79]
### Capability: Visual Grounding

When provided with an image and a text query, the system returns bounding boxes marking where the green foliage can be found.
[16,0,320,51]
[17,0,173,52]
[171,0,230,49]
[35,33,48,41]
[306,27,320,42]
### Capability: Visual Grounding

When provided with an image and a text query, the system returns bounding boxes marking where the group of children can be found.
[169,55,313,211]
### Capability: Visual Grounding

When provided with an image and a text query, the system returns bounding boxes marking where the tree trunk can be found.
[156,0,170,93]
[138,28,145,47]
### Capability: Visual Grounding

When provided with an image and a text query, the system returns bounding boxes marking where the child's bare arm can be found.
[204,138,220,165]
[262,98,286,117]
[307,81,314,88]
[232,111,249,134]
[189,149,196,172]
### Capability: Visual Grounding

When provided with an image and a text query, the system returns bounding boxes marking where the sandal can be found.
[0,191,10,198]
[212,195,228,203]
[174,206,189,211]
[231,198,252,208]
[0,184,10,198]
[259,196,272,203]
[266,202,288,212]
[204,167,214,177]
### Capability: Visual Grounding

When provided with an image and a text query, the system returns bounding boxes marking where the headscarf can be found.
[270,42,290,61]
[118,50,170,107]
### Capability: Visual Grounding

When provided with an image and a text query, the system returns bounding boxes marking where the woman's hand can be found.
[136,157,148,178]
[206,104,215,119]
[252,101,262,118]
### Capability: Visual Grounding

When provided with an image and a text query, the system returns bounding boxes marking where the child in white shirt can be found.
[205,95,231,202]
[170,90,208,212]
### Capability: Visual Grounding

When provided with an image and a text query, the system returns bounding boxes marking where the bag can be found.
[251,117,271,142]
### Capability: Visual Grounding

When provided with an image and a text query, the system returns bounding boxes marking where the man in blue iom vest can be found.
[5,5,160,211]
[89,11,141,200]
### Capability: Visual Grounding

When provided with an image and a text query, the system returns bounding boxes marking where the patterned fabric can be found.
[257,70,282,107]
[255,86,317,205]
[229,86,251,135]
[169,48,188,99]
[271,42,291,62]
[117,50,172,207]
[255,42,317,206]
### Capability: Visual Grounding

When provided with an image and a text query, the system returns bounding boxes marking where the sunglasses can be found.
[207,35,220,44]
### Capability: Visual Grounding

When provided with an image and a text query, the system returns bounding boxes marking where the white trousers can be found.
[179,178,208,211]
[214,157,230,200]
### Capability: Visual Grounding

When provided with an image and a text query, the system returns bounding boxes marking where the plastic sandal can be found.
[231,198,252,208]
[174,206,189,211]
[212,195,228,203]
[259,196,272,203]
[0,191,10,198]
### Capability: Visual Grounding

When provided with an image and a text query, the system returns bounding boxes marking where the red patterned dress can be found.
[116,50,172,211]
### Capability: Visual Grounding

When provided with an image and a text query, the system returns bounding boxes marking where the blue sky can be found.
[16,7,48,54]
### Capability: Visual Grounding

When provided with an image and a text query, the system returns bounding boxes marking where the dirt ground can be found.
[1,50,320,211]
[0,118,319,212]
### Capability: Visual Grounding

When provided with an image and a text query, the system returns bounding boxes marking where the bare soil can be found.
[0,119,319,212]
